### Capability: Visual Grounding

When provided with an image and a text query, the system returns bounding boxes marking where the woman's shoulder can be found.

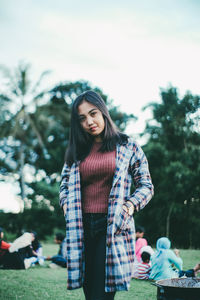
[125,137,143,152]
[164,249,177,259]
[127,136,136,144]
[121,136,137,147]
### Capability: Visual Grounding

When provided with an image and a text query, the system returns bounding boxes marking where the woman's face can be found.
[78,101,105,142]
[136,231,144,238]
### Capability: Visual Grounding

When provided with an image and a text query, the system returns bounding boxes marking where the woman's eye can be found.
[79,117,85,122]
[91,112,96,116]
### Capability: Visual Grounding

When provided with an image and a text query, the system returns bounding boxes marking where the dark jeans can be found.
[179,269,195,277]
[51,255,67,267]
[83,213,116,300]
[2,251,25,269]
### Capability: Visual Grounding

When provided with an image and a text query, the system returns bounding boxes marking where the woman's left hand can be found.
[115,204,133,235]
[122,201,135,216]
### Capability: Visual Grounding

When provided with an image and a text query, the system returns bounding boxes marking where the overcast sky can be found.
[1,0,200,212]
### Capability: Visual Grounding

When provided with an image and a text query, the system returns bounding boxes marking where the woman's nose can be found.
[87,116,94,125]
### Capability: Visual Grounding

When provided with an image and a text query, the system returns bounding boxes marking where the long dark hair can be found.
[0,227,3,245]
[31,231,41,251]
[65,90,128,166]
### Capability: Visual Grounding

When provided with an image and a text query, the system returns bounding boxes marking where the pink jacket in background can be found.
[135,238,148,262]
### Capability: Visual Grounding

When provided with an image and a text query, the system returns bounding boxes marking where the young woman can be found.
[59,90,154,299]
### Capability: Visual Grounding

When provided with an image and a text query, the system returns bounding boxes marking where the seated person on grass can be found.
[133,251,151,280]
[135,226,148,263]
[149,237,200,281]
[46,232,67,268]
[19,231,45,267]
[0,227,36,269]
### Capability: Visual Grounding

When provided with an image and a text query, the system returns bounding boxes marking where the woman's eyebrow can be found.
[89,108,98,113]
[79,108,98,117]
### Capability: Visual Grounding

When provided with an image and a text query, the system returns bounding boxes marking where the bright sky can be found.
[1,0,200,212]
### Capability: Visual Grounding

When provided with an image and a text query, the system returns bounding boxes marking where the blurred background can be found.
[0,0,199,247]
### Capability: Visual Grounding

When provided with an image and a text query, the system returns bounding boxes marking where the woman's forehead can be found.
[78,101,99,114]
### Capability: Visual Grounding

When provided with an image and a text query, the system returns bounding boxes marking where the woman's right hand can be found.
[63,203,67,216]
[174,248,180,257]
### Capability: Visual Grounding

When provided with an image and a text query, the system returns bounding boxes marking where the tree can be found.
[138,86,200,247]
[0,62,50,207]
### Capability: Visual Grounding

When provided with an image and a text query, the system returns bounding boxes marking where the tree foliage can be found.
[0,63,50,205]
[136,86,200,248]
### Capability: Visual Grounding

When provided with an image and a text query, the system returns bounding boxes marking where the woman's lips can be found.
[90,126,97,132]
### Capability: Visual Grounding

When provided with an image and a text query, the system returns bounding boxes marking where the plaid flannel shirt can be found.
[59,138,154,292]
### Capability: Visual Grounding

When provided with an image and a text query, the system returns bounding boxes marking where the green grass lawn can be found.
[0,245,199,300]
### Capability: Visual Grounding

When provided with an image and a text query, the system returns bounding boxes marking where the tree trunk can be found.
[25,113,49,158]
[166,203,174,238]
[188,199,193,249]
[19,143,26,209]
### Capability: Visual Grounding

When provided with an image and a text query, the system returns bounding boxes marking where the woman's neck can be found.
[94,136,102,143]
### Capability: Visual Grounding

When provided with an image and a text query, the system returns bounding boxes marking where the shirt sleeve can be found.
[168,250,183,270]
[59,163,71,208]
[1,240,11,250]
[128,142,154,212]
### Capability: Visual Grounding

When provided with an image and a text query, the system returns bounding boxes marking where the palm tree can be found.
[0,62,50,208]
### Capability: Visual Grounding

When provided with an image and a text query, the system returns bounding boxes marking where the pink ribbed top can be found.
[80,142,116,213]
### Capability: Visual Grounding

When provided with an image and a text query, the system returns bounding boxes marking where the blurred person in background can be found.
[133,251,151,280]
[46,232,67,268]
[135,226,148,263]
[149,237,200,281]
[30,231,45,266]
[0,227,36,269]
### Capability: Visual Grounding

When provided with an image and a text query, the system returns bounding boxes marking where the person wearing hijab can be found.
[149,237,200,281]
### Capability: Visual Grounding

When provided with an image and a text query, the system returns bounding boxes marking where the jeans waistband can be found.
[83,213,107,238]
[83,213,107,219]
